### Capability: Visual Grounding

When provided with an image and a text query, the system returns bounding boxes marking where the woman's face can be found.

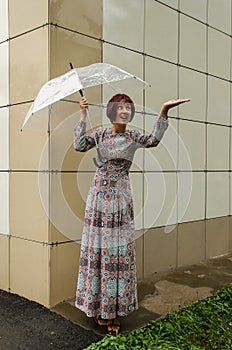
[113,101,132,124]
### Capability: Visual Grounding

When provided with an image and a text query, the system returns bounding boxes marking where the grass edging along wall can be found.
[85,283,232,350]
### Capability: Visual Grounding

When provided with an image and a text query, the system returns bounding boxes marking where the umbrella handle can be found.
[69,62,84,97]
[69,62,105,167]
[69,63,97,147]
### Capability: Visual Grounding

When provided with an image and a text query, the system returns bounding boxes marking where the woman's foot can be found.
[107,318,120,336]
[95,316,108,326]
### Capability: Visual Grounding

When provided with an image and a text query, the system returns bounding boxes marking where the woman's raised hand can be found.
[160,98,191,116]
[80,97,88,120]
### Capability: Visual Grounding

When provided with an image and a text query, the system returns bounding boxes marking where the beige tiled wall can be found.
[0,235,10,291]
[49,26,102,85]
[6,0,51,307]
[144,226,177,277]
[10,172,49,241]
[145,57,178,116]
[145,0,178,63]
[208,29,231,80]
[179,68,207,122]
[10,104,48,170]
[9,27,49,104]
[103,43,144,106]
[208,0,231,35]
[50,242,80,307]
[2,0,232,308]
[0,172,9,235]
[0,0,10,238]
[9,0,48,37]
[229,217,232,251]
[180,15,206,71]
[102,0,232,280]
[49,172,87,243]
[207,77,230,125]
[48,0,103,305]
[206,217,230,259]
[4,0,104,307]
[177,221,206,266]
[206,173,230,218]
[9,236,50,306]
[50,0,102,38]
[180,0,207,22]
[178,121,206,170]
[103,0,144,52]
[178,172,205,222]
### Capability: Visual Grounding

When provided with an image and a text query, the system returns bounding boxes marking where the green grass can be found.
[85,283,232,350]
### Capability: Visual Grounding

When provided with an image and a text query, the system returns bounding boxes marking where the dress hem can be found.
[75,302,138,319]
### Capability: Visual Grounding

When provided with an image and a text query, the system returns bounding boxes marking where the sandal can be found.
[95,316,108,326]
[107,318,120,336]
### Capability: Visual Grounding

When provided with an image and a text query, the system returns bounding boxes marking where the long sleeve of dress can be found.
[131,115,169,148]
[74,120,101,152]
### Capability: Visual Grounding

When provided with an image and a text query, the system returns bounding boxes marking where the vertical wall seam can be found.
[8,235,10,291]
[205,0,209,259]
[48,0,51,307]
[176,0,180,268]
[142,0,146,280]
[7,0,11,292]
[228,0,232,252]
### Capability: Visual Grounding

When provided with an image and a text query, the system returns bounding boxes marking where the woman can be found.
[74,93,190,334]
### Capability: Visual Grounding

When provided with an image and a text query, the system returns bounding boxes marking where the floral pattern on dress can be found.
[74,115,168,319]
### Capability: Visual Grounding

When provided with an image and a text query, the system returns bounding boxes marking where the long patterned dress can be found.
[74,115,168,319]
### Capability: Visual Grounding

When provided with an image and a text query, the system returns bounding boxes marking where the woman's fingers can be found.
[176,98,191,104]
[164,98,191,109]
[80,97,88,109]
[159,98,190,115]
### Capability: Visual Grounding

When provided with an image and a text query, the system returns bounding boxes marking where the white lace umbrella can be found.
[21,62,149,130]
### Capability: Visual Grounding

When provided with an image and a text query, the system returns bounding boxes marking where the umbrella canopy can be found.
[21,63,149,130]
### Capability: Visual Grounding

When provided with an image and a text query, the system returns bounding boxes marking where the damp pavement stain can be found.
[140,280,214,315]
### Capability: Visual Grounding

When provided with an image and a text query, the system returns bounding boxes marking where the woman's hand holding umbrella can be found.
[80,97,88,121]
[159,98,191,116]
[78,96,103,165]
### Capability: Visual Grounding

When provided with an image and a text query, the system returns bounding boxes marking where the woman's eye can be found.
[117,105,131,111]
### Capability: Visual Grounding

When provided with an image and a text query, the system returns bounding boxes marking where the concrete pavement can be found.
[52,253,232,336]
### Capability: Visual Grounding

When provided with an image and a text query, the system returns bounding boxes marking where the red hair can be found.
[106,94,135,122]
